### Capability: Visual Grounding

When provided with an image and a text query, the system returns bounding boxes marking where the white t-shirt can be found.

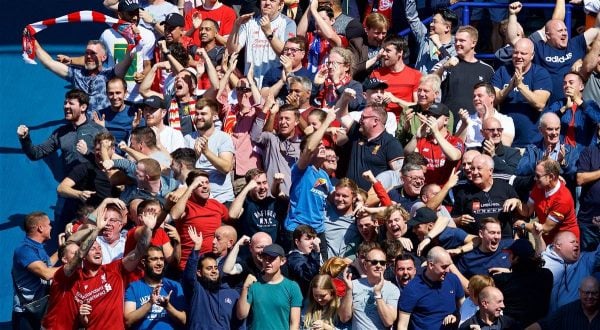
[139,1,179,38]
[159,125,186,153]
[455,110,515,149]
[237,13,296,88]
[100,25,156,101]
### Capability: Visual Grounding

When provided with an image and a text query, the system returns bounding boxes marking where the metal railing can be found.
[399,2,581,59]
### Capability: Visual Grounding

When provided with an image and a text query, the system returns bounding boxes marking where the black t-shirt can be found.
[493,267,554,327]
[442,59,494,126]
[345,122,404,190]
[66,161,118,207]
[451,180,518,238]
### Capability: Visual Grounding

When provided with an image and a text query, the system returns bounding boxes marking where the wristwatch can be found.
[266,33,274,41]
[374,294,383,299]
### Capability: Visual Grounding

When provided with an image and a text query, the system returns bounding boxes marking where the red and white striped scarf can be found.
[169,98,197,131]
[22,11,141,64]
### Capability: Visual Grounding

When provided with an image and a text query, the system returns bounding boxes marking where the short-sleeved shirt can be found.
[351,278,400,330]
[491,63,552,147]
[247,277,303,330]
[66,161,116,207]
[284,164,333,233]
[12,237,50,312]
[239,196,287,242]
[416,133,465,186]
[371,66,421,117]
[346,122,404,190]
[237,14,296,87]
[533,34,587,103]
[528,181,579,244]
[437,227,469,250]
[577,143,600,224]
[184,4,237,46]
[398,272,465,330]
[67,67,115,111]
[125,277,186,330]
[456,240,513,279]
[325,204,360,258]
[95,105,137,146]
[452,180,519,238]
[177,196,229,269]
[184,130,235,203]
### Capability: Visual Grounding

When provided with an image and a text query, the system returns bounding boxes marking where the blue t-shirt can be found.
[284,164,333,233]
[438,227,469,250]
[95,105,138,146]
[456,240,513,278]
[124,277,186,329]
[12,237,51,312]
[491,63,552,147]
[533,34,587,103]
[398,272,465,330]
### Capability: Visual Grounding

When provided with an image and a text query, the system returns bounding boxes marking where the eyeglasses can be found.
[282,47,303,54]
[326,156,339,162]
[404,175,425,182]
[580,290,600,296]
[236,87,252,93]
[326,61,346,67]
[360,115,378,121]
[367,259,387,266]
[483,128,504,133]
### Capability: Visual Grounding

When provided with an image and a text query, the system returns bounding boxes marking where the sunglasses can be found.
[236,87,251,93]
[367,259,387,266]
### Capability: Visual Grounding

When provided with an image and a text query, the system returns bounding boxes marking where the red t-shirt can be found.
[42,266,78,330]
[417,133,465,186]
[44,261,127,330]
[184,5,237,47]
[123,226,171,282]
[176,196,229,270]
[529,181,580,244]
[363,0,394,25]
[371,66,421,117]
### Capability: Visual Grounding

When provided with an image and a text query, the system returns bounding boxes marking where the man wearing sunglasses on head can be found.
[339,247,401,330]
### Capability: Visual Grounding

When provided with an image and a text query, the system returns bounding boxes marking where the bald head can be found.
[427,246,451,263]
[580,276,599,291]
[482,117,502,130]
[513,38,534,70]
[553,231,580,263]
[216,225,237,242]
[473,154,494,170]
[250,232,273,258]
[479,286,502,302]
[545,19,568,49]
[540,112,560,129]
[515,38,534,54]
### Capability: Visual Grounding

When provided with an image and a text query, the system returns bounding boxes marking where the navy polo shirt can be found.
[345,122,404,190]
[456,239,513,279]
[438,227,469,250]
[398,272,465,330]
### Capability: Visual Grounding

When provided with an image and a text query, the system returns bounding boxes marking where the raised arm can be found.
[122,212,155,272]
[170,176,202,221]
[139,62,165,98]
[338,269,354,323]
[229,181,255,219]
[227,14,253,55]
[309,1,342,46]
[114,47,134,78]
[404,0,427,42]
[581,33,600,81]
[33,40,69,78]
[507,2,523,46]
[296,2,311,37]
[297,108,336,170]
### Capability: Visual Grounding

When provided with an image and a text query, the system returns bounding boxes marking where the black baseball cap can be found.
[363,78,388,91]
[118,0,140,12]
[408,207,438,227]
[503,239,535,259]
[426,103,450,117]
[142,95,166,109]
[161,13,184,27]
[262,244,285,257]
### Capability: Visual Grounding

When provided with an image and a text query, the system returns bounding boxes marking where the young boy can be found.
[287,225,322,295]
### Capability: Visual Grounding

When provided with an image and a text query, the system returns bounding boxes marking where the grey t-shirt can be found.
[325,204,360,258]
[351,278,400,330]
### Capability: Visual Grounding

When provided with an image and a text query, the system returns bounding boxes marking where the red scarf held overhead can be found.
[22,11,141,64]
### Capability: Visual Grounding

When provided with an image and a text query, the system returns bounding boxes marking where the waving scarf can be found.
[22,11,141,64]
